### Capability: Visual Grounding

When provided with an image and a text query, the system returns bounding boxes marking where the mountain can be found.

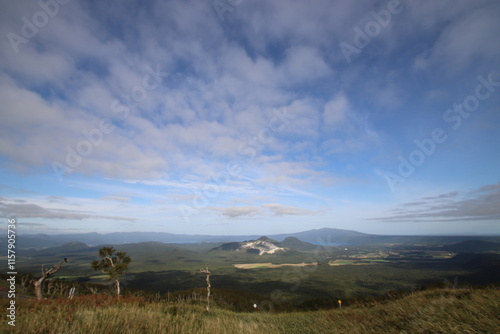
[442,240,500,253]
[277,228,500,245]
[211,236,286,255]
[281,237,317,251]
[21,241,93,258]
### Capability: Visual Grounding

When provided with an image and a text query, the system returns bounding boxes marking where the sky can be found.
[0,0,499,236]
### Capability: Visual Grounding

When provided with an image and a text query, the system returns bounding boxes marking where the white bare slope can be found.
[239,238,286,255]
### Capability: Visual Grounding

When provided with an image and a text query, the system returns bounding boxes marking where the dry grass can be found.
[234,262,318,269]
[1,288,499,333]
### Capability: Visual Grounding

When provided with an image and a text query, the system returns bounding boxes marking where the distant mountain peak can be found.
[443,240,500,252]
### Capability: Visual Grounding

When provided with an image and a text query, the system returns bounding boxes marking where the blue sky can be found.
[0,0,499,236]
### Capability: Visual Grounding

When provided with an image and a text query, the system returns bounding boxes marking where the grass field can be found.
[329,260,368,266]
[234,262,318,269]
[2,287,499,333]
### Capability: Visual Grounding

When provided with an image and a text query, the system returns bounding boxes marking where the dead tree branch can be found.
[200,264,211,312]
[32,258,68,301]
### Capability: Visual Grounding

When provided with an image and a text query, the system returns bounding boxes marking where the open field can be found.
[234,262,318,269]
[329,260,380,266]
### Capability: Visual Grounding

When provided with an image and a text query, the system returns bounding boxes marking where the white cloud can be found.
[262,203,312,216]
[208,206,260,218]
[280,46,332,83]
[255,160,336,189]
[100,196,131,202]
[411,2,500,73]
[323,93,349,127]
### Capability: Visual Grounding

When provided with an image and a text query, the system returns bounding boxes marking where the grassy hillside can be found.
[2,287,499,333]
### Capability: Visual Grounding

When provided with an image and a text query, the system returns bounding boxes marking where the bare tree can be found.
[32,258,68,301]
[68,287,76,299]
[91,247,131,298]
[47,280,55,296]
[20,274,33,292]
[200,264,211,312]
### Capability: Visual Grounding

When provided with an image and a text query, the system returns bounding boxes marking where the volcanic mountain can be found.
[210,236,286,255]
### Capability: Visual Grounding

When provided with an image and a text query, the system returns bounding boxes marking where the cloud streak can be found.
[208,206,260,218]
[208,203,313,218]
[262,203,313,216]
[0,200,136,222]
[372,183,500,223]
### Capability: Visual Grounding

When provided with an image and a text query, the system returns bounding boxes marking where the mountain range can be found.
[8,227,500,250]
